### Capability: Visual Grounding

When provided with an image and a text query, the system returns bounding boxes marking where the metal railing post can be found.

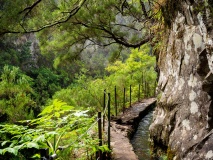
[123,87,125,113]
[130,85,132,107]
[138,84,140,102]
[108,93,111,150]
[115,86,117,116]
[103,89,106,131]
[98,112,103,160]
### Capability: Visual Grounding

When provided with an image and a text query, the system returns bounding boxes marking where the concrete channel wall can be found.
[110,98,156,160]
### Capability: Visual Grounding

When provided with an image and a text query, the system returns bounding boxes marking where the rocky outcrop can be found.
[149,0,213,159]
[14,33,42,70]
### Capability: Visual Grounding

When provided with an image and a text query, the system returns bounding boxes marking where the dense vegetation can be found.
[0,41,156,159]
[0,0,160,159]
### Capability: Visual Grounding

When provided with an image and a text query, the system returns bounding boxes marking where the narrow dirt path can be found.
[110,98,156,160]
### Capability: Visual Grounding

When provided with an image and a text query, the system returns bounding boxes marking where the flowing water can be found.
[130,110,153,160]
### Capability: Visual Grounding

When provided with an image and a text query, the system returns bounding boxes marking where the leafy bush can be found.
[30,68,69,106]
[0,100,108,159]
[0,65,35,122]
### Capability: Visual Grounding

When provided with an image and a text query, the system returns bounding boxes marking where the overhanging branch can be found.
[73,19,153,48]
[140,0,148,19]
[101,26,154,48]
[0,0,87,36]
[19,0,42,15]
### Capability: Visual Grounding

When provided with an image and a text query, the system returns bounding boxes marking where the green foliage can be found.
[30,68,66,106]
[0,33,75,116]
[105,44,156,108]
[0,65,35,122]
[53,44,156,115]
[0,34,72,115]
[0,1,159,159]
[0,36,32,71]
[0,0,157,68]
[160,155,168,160]
[0,99,107,159]
[160,0,182,28]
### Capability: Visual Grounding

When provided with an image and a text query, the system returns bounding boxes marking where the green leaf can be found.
[92,146,97,152]
[32,153,41,158]
[5,147,18,155]
[61,105,74,111]
[53,99,67,111]
[1,141,8,146]
[13,144,24,150]
[9,140,18,148]
[37,142,48,149]
[22,135,32,142]
[26,142,39,149]
[47,140,54,153]
[39,105,53,116]
[55,131,65,152]
[54,112,60,118]
[34,135,45,142]
[45,131,58,136]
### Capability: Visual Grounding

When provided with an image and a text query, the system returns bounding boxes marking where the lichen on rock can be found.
[150,0,213,159]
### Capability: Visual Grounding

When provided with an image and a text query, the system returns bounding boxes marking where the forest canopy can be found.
[0,0,162,50]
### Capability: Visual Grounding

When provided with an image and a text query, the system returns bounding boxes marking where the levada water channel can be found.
[130,110,154,160]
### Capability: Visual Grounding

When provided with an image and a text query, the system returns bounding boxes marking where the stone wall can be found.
[149,0,213,159]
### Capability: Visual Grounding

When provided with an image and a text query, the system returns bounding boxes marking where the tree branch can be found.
[140,0,149,19]
[88,38,117,47]
[100,26,153,48]
[0,0,87,36]
[111,23,141,31]
[28,0,86,32]
[19,0,42,16]
[121,0,128,13]
[73,18,153,48]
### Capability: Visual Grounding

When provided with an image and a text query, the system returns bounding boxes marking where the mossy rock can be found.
[167,147,175,160]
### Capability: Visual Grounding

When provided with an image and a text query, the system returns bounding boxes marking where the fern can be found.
[0,100,103,159]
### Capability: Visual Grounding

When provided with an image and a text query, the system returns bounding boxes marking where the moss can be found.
[149,133,169,159]
[193,0,213,30]
[161,0,182,28]
[157,92,162,102]
[160,155,168,160]
[208,1,213,29]
[167,147,175,160]
[149,139,175,159]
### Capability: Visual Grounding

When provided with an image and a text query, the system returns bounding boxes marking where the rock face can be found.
[14,33,41,70]
[149,0,213,159]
